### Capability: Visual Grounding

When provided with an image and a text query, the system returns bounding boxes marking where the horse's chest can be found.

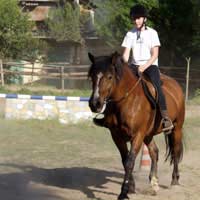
[118,120,139,138]
[116,126,132,141]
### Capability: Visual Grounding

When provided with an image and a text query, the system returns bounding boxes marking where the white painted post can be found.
[60,66,64,93]
[0,59,4,86]
[185,57,191,102]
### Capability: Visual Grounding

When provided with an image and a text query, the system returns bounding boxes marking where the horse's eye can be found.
[108,75,112,80]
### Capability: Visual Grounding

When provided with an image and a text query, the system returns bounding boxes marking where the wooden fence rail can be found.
[1,60,90,91]
[0,60,200,99]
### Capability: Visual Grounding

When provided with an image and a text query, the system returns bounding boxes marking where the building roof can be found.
[29,6,50,21]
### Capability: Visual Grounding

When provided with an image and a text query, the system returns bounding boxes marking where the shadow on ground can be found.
[0,163,123,200]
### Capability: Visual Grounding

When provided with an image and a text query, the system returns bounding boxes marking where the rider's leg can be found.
[143,65,174,134]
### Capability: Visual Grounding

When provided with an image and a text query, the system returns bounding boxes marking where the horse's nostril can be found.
[89,97,102,112]
[96,101,101,108]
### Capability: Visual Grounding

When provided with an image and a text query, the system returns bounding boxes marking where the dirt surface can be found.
[0,151,199,200]
[0,108,199,200]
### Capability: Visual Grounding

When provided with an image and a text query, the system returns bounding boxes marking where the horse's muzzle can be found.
[89,97,105,113]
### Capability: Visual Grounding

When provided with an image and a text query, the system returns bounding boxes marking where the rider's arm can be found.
[122,47,131,63]
[138,46,159,72]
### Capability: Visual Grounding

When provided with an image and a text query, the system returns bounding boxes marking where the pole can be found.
[31,62,34,85]
[0,59,4,86]
[60,66,64,93]
[185,57,191,102]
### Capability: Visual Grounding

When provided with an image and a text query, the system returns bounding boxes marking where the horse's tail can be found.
[164,133,183,165]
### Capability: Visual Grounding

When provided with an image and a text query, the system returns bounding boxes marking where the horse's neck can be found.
[112,65,139,99]
[119,65,138,89]
[123,65,138,82]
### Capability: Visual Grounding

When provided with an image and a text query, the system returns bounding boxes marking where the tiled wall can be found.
[0,94,93,124]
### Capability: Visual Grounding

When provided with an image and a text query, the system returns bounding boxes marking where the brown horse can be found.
[88,52,185,200]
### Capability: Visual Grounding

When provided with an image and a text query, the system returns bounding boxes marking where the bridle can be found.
[107,77,142,103]
[94,74,142,117]
[103,76,142,105]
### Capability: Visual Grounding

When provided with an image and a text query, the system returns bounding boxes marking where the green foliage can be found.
[151,0,198,57]
[191,0,200,51]
[0,0,46,60]
[93,0,158,46]
[92,0,200,60]
[23,38,48,62]
[93,0,133,47]
[46,2,84,44]
[194,88,200,97]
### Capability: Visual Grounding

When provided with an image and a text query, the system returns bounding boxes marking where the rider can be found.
[121,4,174,134]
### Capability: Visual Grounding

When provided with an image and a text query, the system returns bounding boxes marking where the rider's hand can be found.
[138,65,146,73]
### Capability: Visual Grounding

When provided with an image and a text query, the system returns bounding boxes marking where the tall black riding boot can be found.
[160,110,174,135]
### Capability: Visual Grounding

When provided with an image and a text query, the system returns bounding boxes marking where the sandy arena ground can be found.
[0,106,199,200]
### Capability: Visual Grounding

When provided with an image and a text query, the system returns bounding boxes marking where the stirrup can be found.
[161,117,174,135]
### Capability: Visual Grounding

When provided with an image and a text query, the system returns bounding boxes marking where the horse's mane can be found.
[88,54,125,82]
[88,56,112,78]
[87,53,138,82]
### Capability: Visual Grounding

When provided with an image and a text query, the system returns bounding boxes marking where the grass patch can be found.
[187,89,200,105]
[0,85,91,97]
[0,119,119,169]
[188,95,200,105]
[0,114,199,170]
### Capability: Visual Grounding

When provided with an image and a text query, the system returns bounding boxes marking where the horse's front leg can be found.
[118,135,143,200]
[110,130,135,194]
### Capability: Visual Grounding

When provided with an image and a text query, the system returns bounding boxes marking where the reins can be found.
[94,76,142,121]
[107,76,142,104]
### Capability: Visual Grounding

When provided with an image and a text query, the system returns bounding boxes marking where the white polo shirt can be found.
[121,26,161,66]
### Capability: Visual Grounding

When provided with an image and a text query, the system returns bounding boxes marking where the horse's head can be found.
[88,52,123,113]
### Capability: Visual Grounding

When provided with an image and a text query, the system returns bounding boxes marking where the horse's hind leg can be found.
[144,137,159,192]
[170,127,183,185]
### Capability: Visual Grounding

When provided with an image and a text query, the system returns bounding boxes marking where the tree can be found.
[93,0,132,47]
[0,0,45,60]
[46,2,84,44]
[92,0,200,65]
[191,0,200,53]
[93,0,157,47]
[150,0,198,64]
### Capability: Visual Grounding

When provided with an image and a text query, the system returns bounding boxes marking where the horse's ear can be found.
[88,52,95,63]
[111,51,123,68]
[111,51,123,80]
[111,51,120,65]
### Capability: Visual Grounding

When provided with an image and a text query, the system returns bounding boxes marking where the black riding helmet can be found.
[130,4,147,19]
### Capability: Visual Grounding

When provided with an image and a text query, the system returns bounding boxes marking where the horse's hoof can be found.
[151,176,159,193]
[171,180,180,186]
[118,193,129,200]
[128,186,136,194]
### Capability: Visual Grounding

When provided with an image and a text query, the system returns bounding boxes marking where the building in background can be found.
[18,0,112,65]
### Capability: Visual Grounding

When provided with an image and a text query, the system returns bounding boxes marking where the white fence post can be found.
[185,57,191,102]
[0,59,4,86]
